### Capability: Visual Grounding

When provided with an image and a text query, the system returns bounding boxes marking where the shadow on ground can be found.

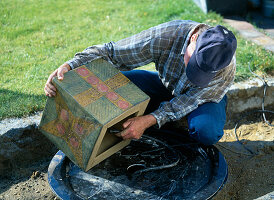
[0,89,46,120]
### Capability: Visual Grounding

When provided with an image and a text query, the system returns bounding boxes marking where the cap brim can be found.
[186,52,215,88]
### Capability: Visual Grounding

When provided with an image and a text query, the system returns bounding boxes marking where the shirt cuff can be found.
[66,59,80,70]
[150,109,169,128]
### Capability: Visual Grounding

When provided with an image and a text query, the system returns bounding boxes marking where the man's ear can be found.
[191,33,198,43]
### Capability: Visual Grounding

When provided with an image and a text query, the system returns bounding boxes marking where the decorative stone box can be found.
[39,59,150,171]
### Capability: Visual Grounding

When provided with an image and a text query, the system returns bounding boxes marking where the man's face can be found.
[184,33,198,67]
[184,41,196,67]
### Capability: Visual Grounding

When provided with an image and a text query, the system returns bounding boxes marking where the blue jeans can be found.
[122,70,227,145]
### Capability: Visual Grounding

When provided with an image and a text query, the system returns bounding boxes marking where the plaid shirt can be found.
[67,20,236,128]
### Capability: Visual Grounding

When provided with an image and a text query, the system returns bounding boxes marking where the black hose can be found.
[129,135,181,176]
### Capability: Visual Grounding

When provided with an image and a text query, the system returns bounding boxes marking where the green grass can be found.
[0,0,273,119]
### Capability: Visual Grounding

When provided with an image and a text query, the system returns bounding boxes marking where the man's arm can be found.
[44,36,154,97]
[44,26,158,97]
[66,30,155,70]
[66,20,183,70]
[45,20,183,97]
[119,76,232,140]
[119,57,235,140]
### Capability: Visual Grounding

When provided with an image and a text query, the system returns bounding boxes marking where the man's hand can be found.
[117,114,157,140]
[44,63,71,97]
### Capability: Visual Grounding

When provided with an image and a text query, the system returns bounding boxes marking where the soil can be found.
[214,110,274,200]
[0,110,273,200]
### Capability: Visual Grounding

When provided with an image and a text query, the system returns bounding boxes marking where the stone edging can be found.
[226,77,274,115]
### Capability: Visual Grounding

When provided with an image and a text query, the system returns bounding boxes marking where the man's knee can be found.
[187,97,227,145]
[188,117,224,145]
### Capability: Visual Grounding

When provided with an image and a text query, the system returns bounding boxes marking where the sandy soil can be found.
[214,110,274,200]
[0,110,273,200]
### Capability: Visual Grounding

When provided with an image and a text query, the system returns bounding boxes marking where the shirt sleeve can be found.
[66,27,157,70]
[66,44,110,69]
[66,20,181,70]
[151,56,236,128]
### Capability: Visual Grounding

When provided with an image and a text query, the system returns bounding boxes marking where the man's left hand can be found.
[117,114,157,140]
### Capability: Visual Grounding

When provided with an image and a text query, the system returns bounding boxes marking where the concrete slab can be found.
[264,45,274,52]
[238,29,265,38]
[224,19,255,30]
[252,35,274,46]
[224,17,274,52]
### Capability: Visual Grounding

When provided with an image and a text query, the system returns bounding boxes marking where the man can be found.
[44,20,237,145]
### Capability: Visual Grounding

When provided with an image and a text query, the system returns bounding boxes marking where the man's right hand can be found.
[44,63,71,97]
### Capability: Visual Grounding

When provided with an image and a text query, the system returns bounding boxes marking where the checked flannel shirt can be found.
[66,20,236,128]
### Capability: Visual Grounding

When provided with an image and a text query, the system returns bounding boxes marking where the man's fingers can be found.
[57,68,65,80]
[115,130,125,138]
[48,69,58,81]
[44,77,57,96]
[122,133,132,140]
[121,128,129,137]
[116,129,131,140]
[44,85,56,97]
[120,127,141,140]
[116,116,154,140]
[122,119,133,129]
[57,64,70,80]
[119,120,133,139]
[44,63,71,97]
[45,82,56,92]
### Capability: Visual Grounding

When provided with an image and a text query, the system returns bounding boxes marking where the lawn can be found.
[0,0,273,119]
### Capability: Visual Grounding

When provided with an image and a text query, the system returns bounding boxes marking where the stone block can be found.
[226,78,274,115]
[39,59,150,171]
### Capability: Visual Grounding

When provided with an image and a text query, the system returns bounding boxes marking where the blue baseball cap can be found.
[186,25,237,87]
